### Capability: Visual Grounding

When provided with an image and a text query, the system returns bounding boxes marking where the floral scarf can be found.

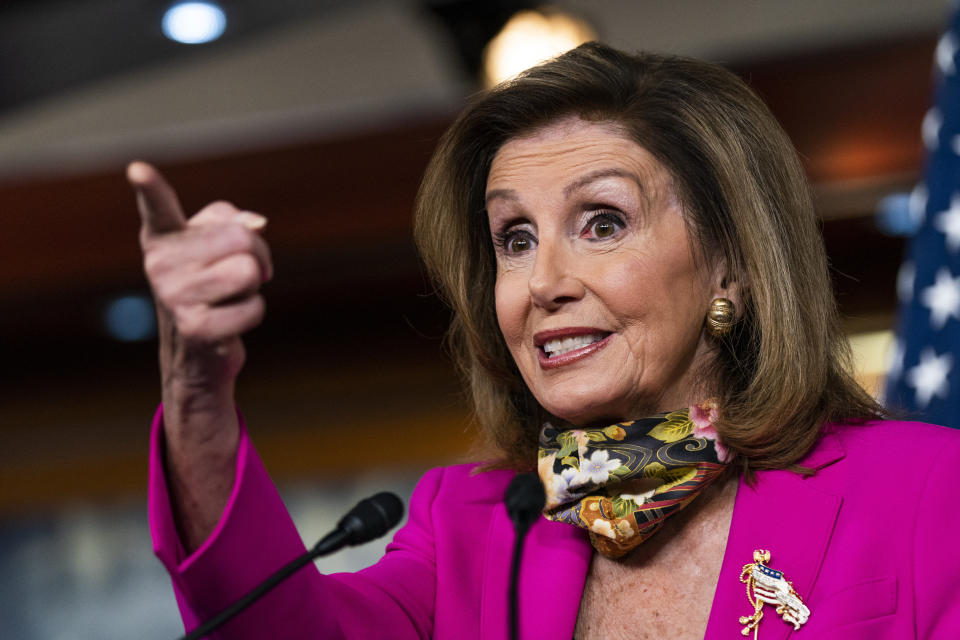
[537,400,729,558]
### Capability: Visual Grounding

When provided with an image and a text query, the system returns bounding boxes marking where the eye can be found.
[593,219,616,238]
[583,212,624,240]
[509,236,531,252]
[495,229,536,254]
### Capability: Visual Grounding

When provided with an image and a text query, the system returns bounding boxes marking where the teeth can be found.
[542,334,605,358]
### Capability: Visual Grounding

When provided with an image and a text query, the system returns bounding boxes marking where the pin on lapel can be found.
[738,549,810,638]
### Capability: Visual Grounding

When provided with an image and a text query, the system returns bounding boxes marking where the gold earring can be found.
[706,298,735,337]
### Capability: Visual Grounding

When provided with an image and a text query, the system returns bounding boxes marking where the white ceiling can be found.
[0,0,951,180]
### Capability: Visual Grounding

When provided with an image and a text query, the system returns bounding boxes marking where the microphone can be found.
[504,473,545,640]
[179,492,404,640]
[312,491,404,557]
[505,473,545,534]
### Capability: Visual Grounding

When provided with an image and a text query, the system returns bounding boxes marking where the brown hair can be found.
[413,42,882,477]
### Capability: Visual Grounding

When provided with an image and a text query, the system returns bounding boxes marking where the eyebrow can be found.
[562,168,643,198]
[484,188,519,206]
[485,167,643,206]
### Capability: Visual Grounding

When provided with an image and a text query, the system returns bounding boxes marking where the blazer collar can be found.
[480,503,592,640]
[798,425,846,471]
[705,431,846,639]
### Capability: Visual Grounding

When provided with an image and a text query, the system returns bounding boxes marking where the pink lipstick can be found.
[534,327,611,369]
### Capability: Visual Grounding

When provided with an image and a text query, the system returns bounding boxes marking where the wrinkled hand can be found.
[129,161,273,548]
[129,161,272,398]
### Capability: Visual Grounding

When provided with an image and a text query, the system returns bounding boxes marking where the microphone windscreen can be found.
[504,473,545,531]
[338,492,404,545]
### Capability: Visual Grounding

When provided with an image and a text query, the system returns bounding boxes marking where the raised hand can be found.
[131,161,271,386]
[129,161,273,549]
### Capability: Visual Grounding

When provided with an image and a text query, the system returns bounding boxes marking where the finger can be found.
[145,223,273,282]
[189,201,268,232]
[186,204,271,280]
[164,254,263,306]
[175,295,266,343]
[127,161,187,236]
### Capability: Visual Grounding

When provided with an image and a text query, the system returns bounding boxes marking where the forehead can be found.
[486,118,671,194]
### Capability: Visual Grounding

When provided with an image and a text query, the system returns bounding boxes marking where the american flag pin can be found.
[738,549,810,638]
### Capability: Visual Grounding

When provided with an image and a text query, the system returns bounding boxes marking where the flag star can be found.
[934,193,960,252]
[953,134,960,156]
[936,31,958,75]
[897,261,915,303]
[920,267,960,329]
[923,108,942,150]
[906,348,953,408]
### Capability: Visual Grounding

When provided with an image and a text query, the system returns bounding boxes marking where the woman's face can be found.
[487,118,725,426]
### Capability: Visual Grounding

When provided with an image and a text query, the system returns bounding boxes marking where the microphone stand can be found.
[179,529,349,640]
[508,524,531,640]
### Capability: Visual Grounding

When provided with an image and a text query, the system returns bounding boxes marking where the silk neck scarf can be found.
[537,401,728,558]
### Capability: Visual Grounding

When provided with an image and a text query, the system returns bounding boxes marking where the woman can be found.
[134,43,960,638]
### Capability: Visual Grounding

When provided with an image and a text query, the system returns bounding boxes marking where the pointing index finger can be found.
[127,161,187,236]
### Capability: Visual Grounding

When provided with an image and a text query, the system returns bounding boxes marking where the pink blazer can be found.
[150,411,960,639]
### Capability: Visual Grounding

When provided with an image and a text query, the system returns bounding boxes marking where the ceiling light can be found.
[162,1,227,45]
[482,8,596,88]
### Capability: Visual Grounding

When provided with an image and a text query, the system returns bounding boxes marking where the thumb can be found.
[127,161,186,236]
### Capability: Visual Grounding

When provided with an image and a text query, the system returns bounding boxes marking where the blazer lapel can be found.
[705,432,846,639]
[480,505,592,640]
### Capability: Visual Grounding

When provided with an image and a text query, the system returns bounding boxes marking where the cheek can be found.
[609,250,709,334]
[603,254,669,316]
[494,275,524,346]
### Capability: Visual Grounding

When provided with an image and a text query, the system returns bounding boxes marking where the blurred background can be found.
[0,0,953,637]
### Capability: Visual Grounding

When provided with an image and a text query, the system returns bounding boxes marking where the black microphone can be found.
[504,473,545,640]
[312,491,404,557]
[179,492,404,640]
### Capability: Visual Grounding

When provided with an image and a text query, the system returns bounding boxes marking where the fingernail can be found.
[126,161,150,185]
[238,212,267,230]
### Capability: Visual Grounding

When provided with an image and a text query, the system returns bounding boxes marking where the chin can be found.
[539,383,673,427]
[544,397,631,428]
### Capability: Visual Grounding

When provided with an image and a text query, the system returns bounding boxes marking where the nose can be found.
[528,239,585,310]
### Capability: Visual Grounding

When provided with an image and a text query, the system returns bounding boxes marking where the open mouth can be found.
[540,333,610,359]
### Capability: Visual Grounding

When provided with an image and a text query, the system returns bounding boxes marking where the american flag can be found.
[885,7,960,428]
[748,564,810,629]
[750,565,782,604]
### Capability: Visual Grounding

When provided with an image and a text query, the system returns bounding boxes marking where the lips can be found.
[534,327,612,368]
